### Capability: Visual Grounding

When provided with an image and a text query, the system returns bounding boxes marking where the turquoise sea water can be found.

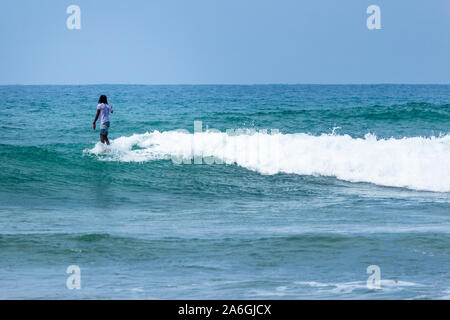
[0,84,449,299]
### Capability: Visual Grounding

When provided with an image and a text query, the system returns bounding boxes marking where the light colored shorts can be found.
[100,121,110,136]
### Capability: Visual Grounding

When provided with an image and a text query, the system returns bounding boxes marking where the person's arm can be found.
[93,109,100,130]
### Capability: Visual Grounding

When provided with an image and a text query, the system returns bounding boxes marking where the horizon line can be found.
[1,82,449,86]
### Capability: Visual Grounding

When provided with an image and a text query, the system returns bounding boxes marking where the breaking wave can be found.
[85,130,450,192]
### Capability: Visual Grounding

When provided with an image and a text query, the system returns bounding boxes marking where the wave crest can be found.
[84,130,450,192]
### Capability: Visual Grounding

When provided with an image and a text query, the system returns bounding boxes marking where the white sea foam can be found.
[251,280,418,297]
[84,130,450,192]
[294,280,417,294]
[441,288,450,300]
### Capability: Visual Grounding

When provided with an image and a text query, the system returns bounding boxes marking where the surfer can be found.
[93,95,113,145]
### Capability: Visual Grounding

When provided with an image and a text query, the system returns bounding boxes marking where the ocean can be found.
[0,84,449,299]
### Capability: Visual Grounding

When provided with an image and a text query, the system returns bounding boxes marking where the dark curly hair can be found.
[98,95,108,104]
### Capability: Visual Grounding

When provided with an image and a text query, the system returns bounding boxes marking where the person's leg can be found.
[103,122,110,145]
[100,122,108,144]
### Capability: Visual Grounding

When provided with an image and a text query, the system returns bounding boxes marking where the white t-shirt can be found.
[97,103,112,124]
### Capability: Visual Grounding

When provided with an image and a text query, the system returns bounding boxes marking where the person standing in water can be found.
[93,95,113,145]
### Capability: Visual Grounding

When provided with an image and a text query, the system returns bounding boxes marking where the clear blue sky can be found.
[0,0,449,84]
